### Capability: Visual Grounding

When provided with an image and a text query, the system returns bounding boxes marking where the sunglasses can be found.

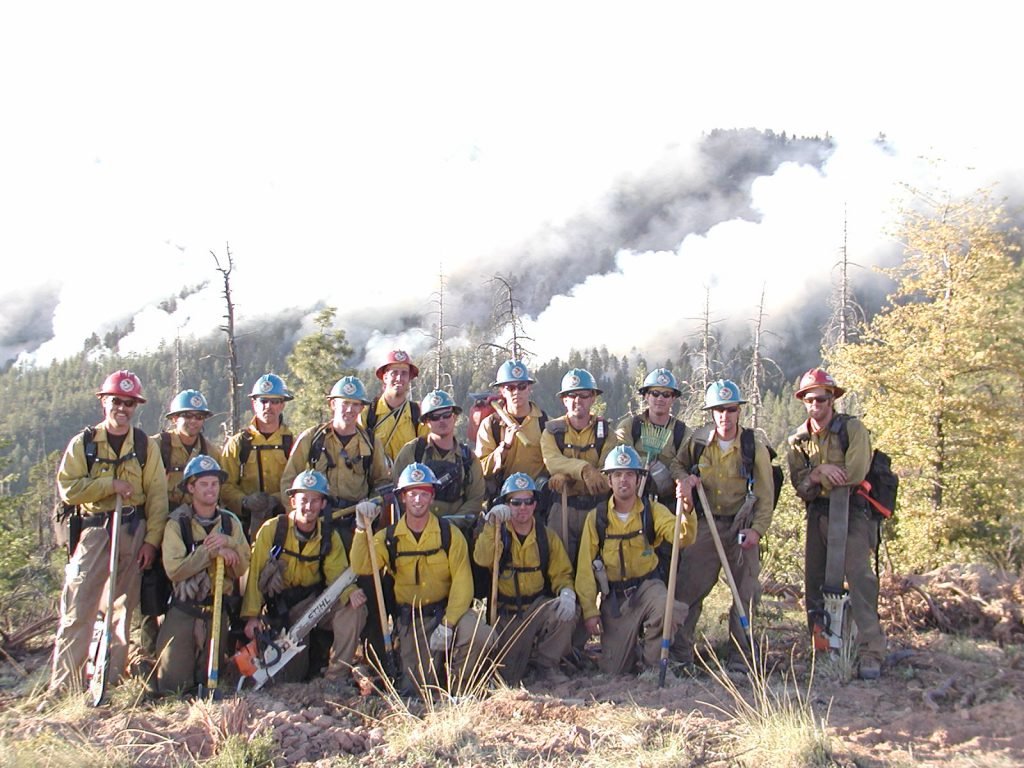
[180,412,207,421]
[426,409,454,422]
[255,397,284,405]
[502,382,530,392]
[713,405,740,413]
[803,396,831,404]
[647,390,675,399]
[567,391,594,400]
[508,498,536,507]
[110,397,138,408]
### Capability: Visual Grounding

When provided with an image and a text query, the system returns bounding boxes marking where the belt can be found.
[397,599,447,629]
[81,506,139,528]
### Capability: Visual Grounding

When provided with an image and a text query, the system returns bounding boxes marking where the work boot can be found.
[857,658,881,681]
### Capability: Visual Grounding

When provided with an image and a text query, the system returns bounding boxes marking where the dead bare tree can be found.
[426,264,455,393]
[823,208,866,351]
[743,285,782,433]
[211,244,243,433]
[480,274,535,361]
[684,287,724,422]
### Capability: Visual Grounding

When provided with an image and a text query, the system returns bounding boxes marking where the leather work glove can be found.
[355,500,381,531]
[486,504,512,524]
[173,569,211,603]
[257,557,286,596]
[548,473,571,494]
[581,464,610,495]
[554,587,577,622]
[429,622,455,652]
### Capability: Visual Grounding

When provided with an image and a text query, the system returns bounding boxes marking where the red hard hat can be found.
[375,349,420,380]
[96,370,147,403]
[795,368,844,400]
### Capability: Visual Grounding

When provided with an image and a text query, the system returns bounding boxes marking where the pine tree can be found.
[286,308,355,431]
[829,188,1024,570]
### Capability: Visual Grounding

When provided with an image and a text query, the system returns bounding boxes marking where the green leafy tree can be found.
[286,308,355,431]
[829,188,1024,571]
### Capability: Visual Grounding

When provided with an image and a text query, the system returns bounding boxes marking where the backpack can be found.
[270,512,333,587]
[238,430,295,488]
[691,425,784,510]
[306,423,373,476]
[414,438,473,504]
[545,417,609,458]
[55,426,151,559]
[160,431,210,472]
[830,415,899,519]
[384,516,453,573]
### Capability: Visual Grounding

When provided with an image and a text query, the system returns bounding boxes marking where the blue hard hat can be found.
[704,379,747,409]
[180,454,228,491]
[640,368,681,396]
[249,373,293,401]
[287,469,330,497]
[419,389,462,420]
[396,462,440,491]
[602,444,646,473]
[166,389,212,419]
[500,472,538,500]
[328,375,371,404]
[558,368,602,397]
[491,359,535,388]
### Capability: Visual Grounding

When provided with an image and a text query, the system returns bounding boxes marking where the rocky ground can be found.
[2,564,1022,767]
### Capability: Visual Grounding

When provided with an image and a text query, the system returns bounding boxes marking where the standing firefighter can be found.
[542,368,613,566]
[50,370,169,695]
[786,368,885,680]
[156,455,249,694]
[575,446,695,675]
[614,368,690,509]
[391,389,487,536]
[242,470,368,688]
[351,463,493,695]
[475,360,549,503]
[140,389,221,658]
[220,374,295,539]
[361,349,426,463]
[473,473,577,686]
[672,380,774,672]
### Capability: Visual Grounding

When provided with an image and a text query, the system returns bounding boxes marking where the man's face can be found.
[188,475,221,513]
[103,395,138,430]
[251,396,286,428]
[401,485,435,519]
[382,364,411,400]
[608,469,639,503]
[644,388,676,420]
[507,490,537,527]
[711,403,740,440]
[331,398,364,429]
[174,412,207,439]
[562,390,595,421]
[424,408,456,439]
[500,381,532,413]
[290,491,327,533]
[801,387,834,424]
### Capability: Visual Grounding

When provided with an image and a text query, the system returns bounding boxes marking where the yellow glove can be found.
[548,473,571,494]
[581,464,610,495]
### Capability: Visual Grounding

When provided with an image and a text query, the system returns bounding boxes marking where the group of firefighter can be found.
[47,349,886,702]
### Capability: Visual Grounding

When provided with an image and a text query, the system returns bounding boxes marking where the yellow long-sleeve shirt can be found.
[684,428,775,536]
[350,514,474,628]
[154,431,222,510]
[473,519,574,599]
[391,437,486,519]
[475,402,548,485]
[57,424,169,548]
[161,506,249,593]
[786,415,871,502]
[575,497,696,620]
[540,415,614,496]
[279,423,390,505]
[241,515,355,618]
[358,397,427,463]
[220,420,294,515]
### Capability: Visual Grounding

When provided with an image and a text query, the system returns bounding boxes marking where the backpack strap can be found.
[689,424,715,473]
[178,509,234,554]
[545,417,608,457]
[272,513,331,587]
[385,517,452,573]
[86,426,149,473]
[739,428,756,494]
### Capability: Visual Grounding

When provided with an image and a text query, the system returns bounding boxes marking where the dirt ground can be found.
[2,564,1022,767]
